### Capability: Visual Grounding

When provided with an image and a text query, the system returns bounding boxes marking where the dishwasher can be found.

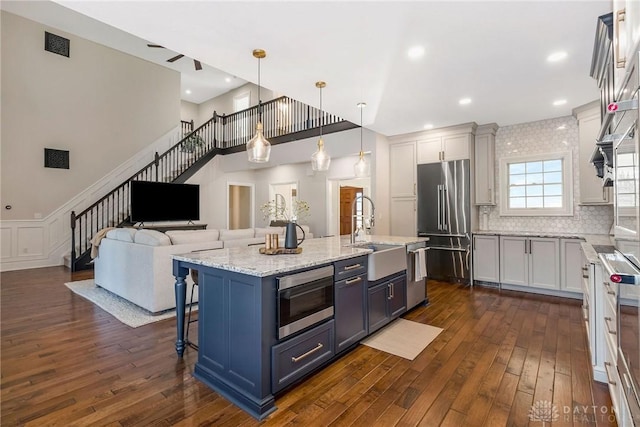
[406,241,428,309]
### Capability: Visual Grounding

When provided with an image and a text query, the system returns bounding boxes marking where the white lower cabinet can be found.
[499,236,560,290]
[560,239,584,293]
[472,235,499,283]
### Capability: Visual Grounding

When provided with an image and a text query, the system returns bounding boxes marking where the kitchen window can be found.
[499,152,573,216]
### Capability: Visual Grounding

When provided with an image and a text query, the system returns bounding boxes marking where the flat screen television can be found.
[130,180,200,223]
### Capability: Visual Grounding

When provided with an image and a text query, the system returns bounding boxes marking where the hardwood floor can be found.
[1,267,615,426]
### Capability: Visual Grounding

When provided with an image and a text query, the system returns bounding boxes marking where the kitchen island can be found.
[172,235,427,420]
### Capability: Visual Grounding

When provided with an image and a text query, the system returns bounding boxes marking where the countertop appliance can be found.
[277,265,334,339]
[417,160,471,283]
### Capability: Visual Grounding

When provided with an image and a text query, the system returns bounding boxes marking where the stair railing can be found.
[70,96,349,270]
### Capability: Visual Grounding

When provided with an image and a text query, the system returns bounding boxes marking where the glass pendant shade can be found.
[247,121,271,163]
[311,138,331,171]
[247,49,271,163]
[311,81,330,171]
[354,151,369,177]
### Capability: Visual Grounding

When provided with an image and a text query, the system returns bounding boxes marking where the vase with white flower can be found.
[261,199,310,248]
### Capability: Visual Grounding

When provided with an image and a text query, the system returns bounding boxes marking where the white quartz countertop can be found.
[172,235,428,277]
[473,230,613,242]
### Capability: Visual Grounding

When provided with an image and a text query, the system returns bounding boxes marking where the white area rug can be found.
[64,279,194,328]
[361,318,443,360]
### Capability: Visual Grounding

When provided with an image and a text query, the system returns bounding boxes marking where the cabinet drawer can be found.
[334,256,367,281]
[272,320,334,393]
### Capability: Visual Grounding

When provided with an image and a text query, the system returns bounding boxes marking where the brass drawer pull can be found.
[345,277,362,285]
[343,264,361,271]
[604,361,617,386]
[604,317,617,335]
[291,343,324,363]
[604,282,616,296]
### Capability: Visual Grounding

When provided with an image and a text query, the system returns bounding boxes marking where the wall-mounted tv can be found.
[130,181,200,223]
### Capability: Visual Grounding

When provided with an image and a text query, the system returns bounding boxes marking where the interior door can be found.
[340,186,362,235]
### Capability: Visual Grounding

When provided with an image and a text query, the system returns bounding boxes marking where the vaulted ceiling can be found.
[4,1,613,136]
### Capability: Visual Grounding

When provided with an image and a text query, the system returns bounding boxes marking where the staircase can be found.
[70,95,357,271]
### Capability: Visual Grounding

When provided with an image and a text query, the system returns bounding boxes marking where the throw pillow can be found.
[134,229,172,246]
[254,227,285,237]
[166,229,220,245]
[106,228,137,243]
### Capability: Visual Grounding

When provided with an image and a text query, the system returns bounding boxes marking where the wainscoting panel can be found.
[17,226,45,258]
[1,228,12,259]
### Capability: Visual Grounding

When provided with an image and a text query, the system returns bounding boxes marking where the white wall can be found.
[0,11,181,220]
[195,83,276,127]
[180,100,199,124]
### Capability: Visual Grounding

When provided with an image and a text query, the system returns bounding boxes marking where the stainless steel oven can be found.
[277,265,334,340]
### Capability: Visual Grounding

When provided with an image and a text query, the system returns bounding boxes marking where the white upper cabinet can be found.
[474,124,498,205]
[574,101,612,205]
[613,0,640,90]
[417,133,471,164]
[389,141,416,198]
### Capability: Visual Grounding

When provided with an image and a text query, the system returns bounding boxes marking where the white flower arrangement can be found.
[260,199,310,222]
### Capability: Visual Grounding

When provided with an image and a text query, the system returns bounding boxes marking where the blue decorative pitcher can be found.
[284,222,305,249]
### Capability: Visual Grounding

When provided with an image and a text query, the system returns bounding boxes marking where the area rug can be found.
[361,318,443,360]
[64,279,195,328]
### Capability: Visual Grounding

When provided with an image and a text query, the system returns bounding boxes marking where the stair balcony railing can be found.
[70,95,354,271]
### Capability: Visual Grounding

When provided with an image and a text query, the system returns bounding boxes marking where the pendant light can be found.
[311,81,331,171]
[246,49,271,163]
[354,102,369,177]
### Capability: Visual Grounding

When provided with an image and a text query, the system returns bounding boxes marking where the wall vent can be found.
[44,148,70,169]
[44,31,70,57]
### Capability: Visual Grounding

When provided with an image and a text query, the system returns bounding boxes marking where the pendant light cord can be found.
[319,86,323,139]
[257,57,262,121]
[360,105,363,151]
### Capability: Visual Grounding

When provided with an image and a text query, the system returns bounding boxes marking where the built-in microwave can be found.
[277,265,334,340]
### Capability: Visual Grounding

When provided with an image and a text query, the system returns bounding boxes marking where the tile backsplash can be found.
[483,115,614,235]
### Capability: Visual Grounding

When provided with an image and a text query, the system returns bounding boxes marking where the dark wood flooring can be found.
[1,267,615,426]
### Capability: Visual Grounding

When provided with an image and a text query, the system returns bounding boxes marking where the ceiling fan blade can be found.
[194,60,202,71]
[147,44,164,48]
[167,54,184,63]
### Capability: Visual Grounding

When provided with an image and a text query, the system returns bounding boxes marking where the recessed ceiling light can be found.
[423,124,434,130]
[547,51,568,62]
[185,89,192,95]
[459,98,472,105]
[225,77,232,83]
[553,99,567,106]
[407,45,425,60]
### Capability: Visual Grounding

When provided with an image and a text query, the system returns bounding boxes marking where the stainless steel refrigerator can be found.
[417,160,471,283]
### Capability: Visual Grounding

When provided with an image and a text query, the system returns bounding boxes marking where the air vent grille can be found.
[44,148,70,169]
[44,31,70,57]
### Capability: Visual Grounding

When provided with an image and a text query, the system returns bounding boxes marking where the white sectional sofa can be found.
[93,225,312,313]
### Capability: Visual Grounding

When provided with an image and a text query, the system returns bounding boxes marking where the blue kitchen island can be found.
[172,235,427,420]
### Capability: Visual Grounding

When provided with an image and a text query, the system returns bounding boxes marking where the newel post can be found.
[154,152,160,181]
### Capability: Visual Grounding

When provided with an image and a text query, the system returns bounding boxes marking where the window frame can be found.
[499,151,573,217]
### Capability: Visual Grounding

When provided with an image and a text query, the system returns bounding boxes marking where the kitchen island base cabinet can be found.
[335,273,367,354]
[272,320,335,393]
[184,266,277,420]
[368,273,407,335]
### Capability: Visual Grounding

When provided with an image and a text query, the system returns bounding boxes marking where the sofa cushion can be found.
[166,229,220,245]
[106,228,137,243]
[254,227,285,237]
[134,229,172,246]
[219,228,255,241]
